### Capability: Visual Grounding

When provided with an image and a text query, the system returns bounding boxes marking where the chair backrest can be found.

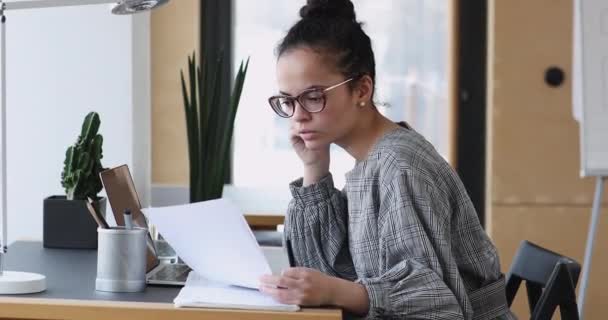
[506,240,581,320]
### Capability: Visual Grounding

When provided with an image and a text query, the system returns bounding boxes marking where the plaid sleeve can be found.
[284,173,357,280]
[355,169,467,319]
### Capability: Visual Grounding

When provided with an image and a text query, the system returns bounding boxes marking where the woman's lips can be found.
[299,130,319,140]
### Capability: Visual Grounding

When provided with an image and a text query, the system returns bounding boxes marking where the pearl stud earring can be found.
[358,101,366,107]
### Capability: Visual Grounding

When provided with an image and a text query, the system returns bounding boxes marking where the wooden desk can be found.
[244,212,285,230]
[0,242,341,320]
[0,297,340,320]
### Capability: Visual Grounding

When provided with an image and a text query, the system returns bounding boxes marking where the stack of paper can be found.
[144,198,299,312]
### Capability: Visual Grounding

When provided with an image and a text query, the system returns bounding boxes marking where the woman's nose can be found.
[291,100,311,121]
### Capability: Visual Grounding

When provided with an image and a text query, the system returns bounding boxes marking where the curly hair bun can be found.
[299,0,356,22]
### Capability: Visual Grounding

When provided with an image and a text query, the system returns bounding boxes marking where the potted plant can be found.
[43,111,107,249]
[180,51,249,202]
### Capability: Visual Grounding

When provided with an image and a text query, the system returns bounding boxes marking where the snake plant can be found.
[180,51,249,202]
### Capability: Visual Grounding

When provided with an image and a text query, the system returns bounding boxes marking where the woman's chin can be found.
[304,140,327,151]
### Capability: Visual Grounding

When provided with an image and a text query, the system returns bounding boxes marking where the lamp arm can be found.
[0,9,6,276]
[3,0,117,11]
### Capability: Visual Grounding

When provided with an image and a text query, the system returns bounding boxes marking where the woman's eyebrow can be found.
[279,85,323,96]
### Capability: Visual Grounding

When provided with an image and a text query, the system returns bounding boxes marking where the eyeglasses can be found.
[268,78,354,118]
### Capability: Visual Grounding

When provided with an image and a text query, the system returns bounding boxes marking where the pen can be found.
[124,208,133,230]
[285,239,296,267]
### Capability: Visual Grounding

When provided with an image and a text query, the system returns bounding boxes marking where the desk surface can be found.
[0,241,341,320]
[244,213,285,230]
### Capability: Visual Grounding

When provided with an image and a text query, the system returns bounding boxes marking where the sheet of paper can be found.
[577,0,608,176]
[174,272,299,311]
[143,199,271,289]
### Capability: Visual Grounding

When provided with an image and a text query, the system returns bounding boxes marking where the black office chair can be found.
[506,240,581,320]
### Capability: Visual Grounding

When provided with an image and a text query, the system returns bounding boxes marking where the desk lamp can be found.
[0,0,169,294]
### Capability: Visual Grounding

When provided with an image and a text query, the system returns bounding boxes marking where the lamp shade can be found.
[112,0,169,14]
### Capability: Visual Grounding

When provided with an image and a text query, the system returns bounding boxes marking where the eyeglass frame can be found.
[268,77,355,118]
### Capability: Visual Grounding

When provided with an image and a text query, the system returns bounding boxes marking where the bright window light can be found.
[233,0,450,190]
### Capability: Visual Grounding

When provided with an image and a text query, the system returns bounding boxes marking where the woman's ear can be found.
[355,75,374,103]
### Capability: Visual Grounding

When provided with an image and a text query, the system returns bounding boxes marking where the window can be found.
[232,0,450,190]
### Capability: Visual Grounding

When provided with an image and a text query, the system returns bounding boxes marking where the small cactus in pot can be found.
[43,111,108,249]
[61,112,105,200]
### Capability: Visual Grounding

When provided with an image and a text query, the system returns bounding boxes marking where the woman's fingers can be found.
[259,274,300,289]
[281,267,309,279]
[259,269,332,306]
[259,285,302,305]
[289,125,301,141]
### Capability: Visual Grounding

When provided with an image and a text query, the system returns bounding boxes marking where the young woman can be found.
[258,1,516,319]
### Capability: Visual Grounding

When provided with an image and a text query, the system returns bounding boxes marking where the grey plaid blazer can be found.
[284,124,517,319]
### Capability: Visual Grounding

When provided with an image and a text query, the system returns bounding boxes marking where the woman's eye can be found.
[280,99,294,108]
[304,94,323,102]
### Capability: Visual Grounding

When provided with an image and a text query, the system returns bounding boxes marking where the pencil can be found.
[86,197,110,229]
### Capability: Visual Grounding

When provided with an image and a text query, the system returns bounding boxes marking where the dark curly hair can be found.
[277,0,376,95]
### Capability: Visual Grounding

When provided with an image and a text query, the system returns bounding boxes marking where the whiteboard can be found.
[574,0,608,177]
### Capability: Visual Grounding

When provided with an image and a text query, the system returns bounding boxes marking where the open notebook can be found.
[175,272,299,311]
[144,199,299,312]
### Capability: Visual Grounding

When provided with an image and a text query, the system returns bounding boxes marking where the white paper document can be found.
[143,198,299,311]
[574,0,608,176]
[174,272,299,311]
[143,198,271,289]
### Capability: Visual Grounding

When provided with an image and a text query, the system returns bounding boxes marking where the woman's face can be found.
[276,47,360,150]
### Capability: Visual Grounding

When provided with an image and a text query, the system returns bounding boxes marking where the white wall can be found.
[2,3,151,244]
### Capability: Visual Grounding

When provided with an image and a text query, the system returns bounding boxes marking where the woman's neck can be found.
[337,110,400,162]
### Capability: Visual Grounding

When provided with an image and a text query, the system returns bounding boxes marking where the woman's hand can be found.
[290,127,330,167]
[259,267,336,306]
[290,127,330,186]
[260,267,371,315]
